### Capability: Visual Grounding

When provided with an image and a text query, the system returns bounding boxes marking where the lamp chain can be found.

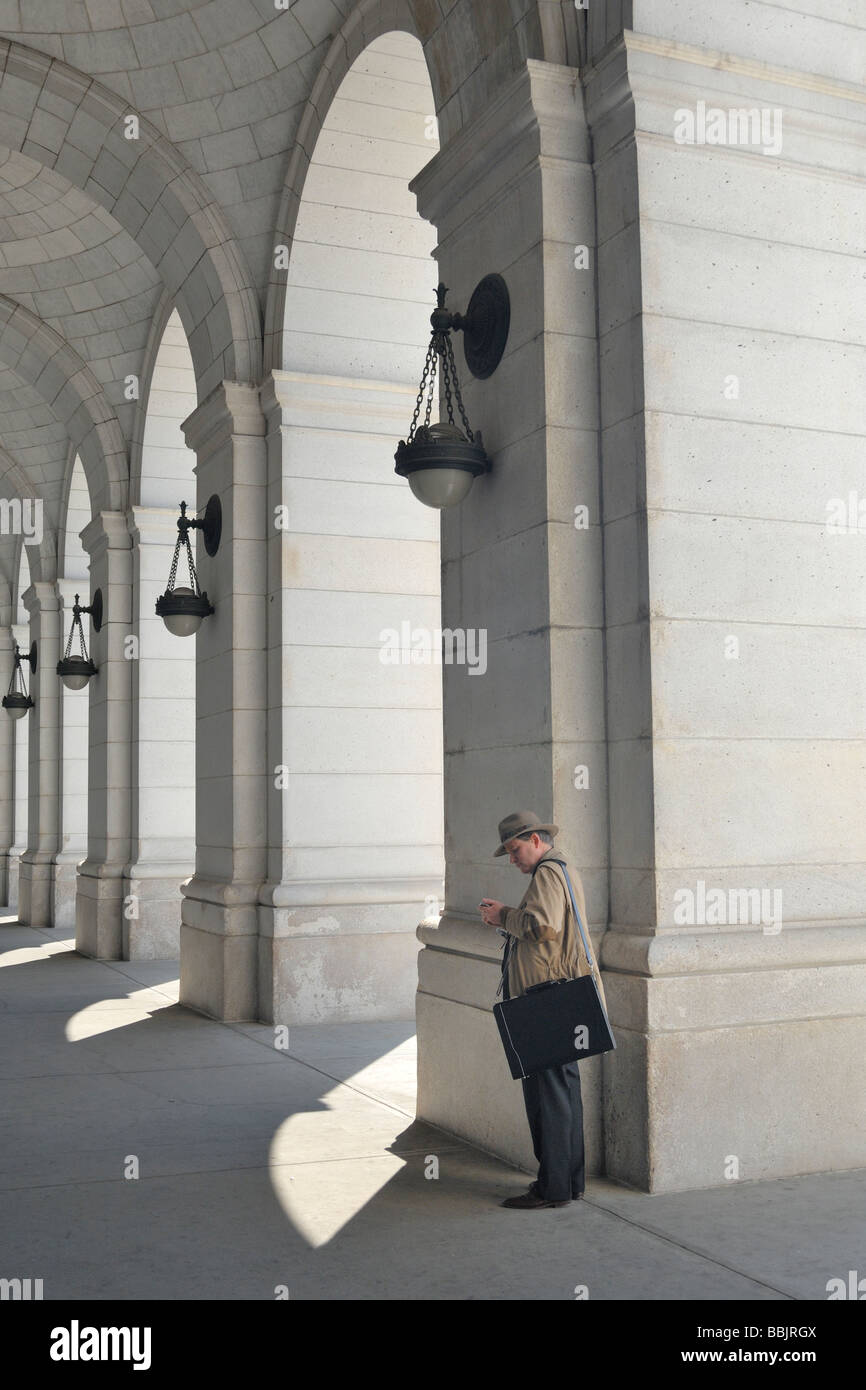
[408,338,439,443]
[444,333,475,441]
[408,325,475,446]
[62,599,90,662]
[166,531,202,598]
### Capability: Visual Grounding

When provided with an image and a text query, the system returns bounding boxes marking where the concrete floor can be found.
[1,916,862,1301]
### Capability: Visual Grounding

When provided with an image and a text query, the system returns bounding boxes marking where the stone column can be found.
[76,513,133,958]
[8,620,29,912]
[18,582,62,927]
[124,506,195,957]
[0,627,16,907]
[412,63,608,1174]
[53,579,89,928]
[179,383,267,1021]
[257,371,444,1025]
[581,30,866,1190]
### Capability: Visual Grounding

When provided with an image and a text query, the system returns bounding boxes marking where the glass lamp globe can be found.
[160,587,207,637]
[3,694,31,719]
[57,658,95,690]
[408,466,476,509]
[396,422,488,510]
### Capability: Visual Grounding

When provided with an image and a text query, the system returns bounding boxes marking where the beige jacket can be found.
[500,849,607,1008]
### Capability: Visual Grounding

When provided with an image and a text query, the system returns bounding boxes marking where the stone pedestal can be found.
[178,383,267,1021]
[18,583,62,928]
[75,514,133,959]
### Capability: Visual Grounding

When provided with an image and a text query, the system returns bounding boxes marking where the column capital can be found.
[56,576,89,609]
[81,510,133,562]
[260,370,416,438]
[181,380,265,463]
[127,504,185,548]
[21,581,61,616]
[410,59,588,233]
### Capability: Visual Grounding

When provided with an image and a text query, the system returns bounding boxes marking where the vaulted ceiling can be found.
[0,0,575,598]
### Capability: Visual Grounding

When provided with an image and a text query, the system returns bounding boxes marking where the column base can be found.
[7,844,23,913]
[19,852,55,927]
[257,899,423,1025]
[179,881,258,1020]
[75,866,124,958]
[416,913,606,1175]
[122,865,191,959]
[602,925,866,1192]
[52,855,83,929]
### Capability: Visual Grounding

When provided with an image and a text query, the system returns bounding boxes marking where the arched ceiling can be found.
[1,0,354,301]
[0,149,163,442]
[0,0,572,592]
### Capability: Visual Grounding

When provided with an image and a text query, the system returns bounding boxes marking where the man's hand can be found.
[479,898,505,927]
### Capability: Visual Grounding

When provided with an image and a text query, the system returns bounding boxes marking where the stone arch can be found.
[125,300,197,958]
[0,442,56,584]
[54,448,92,929]
[57,446,91,585]
[257,24,446,1026]
[12,532,31,626]
[263,0,423,370]
[128,288,176,508]
[0,41,262,399]
[0,295,127,516]
[130,295,198,510]
[263,0,579,369]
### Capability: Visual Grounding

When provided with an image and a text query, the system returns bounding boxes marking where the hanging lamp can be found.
[56,590,101,690]
[2,641,35,718]
[155,497,221,637]
[395,276,510,508]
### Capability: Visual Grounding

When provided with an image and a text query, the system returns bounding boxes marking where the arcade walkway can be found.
[0,916,861,1302]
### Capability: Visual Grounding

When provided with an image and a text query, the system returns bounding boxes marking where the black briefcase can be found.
[494,975,615,1079]
[492,865,615,1080]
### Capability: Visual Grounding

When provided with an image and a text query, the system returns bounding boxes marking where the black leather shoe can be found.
[501,1192,570,1209]
[531,1181,584,1202]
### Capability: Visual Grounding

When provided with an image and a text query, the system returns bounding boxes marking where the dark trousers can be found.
[520,1060,585,1201]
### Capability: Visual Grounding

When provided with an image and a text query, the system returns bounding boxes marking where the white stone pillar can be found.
[0,627,16,906]
[581,30,866,1190]
[8,620,29,912]
[179,383,267,1021]
[257,372,444,1024]
[412,63,607,1172]
[53,579,89,929]
[76,513,133,958]
[124,507,195,957]
[18,582,62,927]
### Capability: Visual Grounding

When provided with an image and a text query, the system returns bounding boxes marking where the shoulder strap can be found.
[558,863,599,986]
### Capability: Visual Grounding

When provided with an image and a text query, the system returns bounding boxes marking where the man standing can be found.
[479,811,607,1210]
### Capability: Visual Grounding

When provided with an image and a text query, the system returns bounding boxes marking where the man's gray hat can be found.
[494,810,559,857]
